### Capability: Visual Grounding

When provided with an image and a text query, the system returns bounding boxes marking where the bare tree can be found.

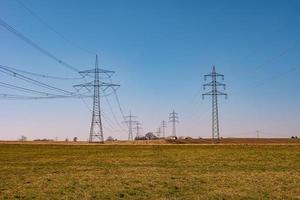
[19,135,27,142]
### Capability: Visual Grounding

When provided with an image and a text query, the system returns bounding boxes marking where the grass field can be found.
[0,143,299,199]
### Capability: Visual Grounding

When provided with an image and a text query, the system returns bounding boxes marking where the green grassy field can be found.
[0,144,299,200]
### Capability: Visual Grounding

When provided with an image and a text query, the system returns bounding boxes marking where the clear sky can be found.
[0,0,299,140]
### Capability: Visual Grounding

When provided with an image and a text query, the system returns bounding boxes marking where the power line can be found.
[15,0,95,55]
[108,77,127,122]
[102,110,122,132]
[254,42,300,72]
[102,88,126,131]
[0,93,91,100]
[0,81,59,96]
[79,95,93,112]
[0,17,81,73]
[78,95,121,132]
[108,77,128,124]
[112,86,128,125]
[232,65,300,101]
[0,90,121,100]
[0,64,84,80]
[253,65,300,88]
[0,64,74,95]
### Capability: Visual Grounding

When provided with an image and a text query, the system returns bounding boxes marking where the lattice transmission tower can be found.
[74,55,119,143]
[202,66,227,142]
[169,110,179,137]
[135,121,142,139]
[161,120,167,138]
[123,112,137,141]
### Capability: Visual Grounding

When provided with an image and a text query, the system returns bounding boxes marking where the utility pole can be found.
[202,66,227,142]
[74,55,119,143]
[135,121,142,138]
[169,110,179,137]
[123,112,137,141]
[161,120,167,138]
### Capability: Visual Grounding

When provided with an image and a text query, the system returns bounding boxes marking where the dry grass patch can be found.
[0,144,299,199]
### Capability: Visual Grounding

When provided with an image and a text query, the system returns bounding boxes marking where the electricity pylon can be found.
[135,121,142,138]
[202,66,227,142]
[169,110,179,137]
[123,112,137,141]
[256,130,260,138]
[74,55,119,143]
[161,120,167,138]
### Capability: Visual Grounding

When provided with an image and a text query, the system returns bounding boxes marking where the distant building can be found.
[166,136,177,140]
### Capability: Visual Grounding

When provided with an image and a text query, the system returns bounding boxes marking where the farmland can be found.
[0,142,299,199]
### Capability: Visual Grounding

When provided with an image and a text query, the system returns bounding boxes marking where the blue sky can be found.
[0,0,299,140]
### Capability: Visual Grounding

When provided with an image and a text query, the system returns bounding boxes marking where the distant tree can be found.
[19,135,27,142]
[65,138,69,142]
[135,136,147,140]
[145,132,157,140]
[73,137,78,142]
[106,136,114,141]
